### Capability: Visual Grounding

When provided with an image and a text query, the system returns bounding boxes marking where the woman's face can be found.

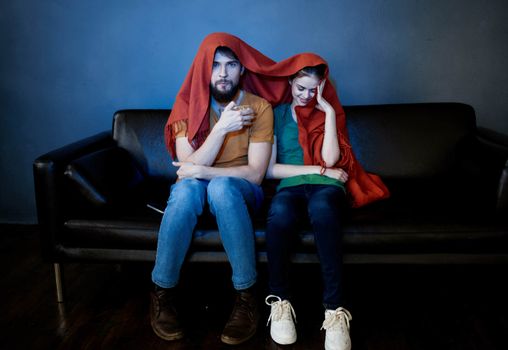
[290,74,320,107]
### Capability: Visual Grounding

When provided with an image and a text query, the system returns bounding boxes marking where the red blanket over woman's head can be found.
[166,32,389,207]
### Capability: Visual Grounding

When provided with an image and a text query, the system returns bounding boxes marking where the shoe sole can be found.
[272,335,297,345]
[220,329,256,345]
[150,320,184,341]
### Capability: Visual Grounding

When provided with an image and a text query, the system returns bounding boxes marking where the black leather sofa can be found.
[33,103,508,302]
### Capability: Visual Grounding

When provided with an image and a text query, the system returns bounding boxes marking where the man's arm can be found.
[175,130,225,166]
[176,102,255,166]
[174,141,272,185]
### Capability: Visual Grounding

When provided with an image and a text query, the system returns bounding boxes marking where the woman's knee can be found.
[267,195,298,229]
[308,188,344,216]
[268,198,292,218]
[308,199,334,217]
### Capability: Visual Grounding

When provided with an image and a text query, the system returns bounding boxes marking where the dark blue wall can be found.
[1,0,508,223]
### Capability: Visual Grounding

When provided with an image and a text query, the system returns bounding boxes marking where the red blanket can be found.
[165,32,389,207]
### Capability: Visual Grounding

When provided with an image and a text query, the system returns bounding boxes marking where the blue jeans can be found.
[152,176,262,290]
[266,184,346,309]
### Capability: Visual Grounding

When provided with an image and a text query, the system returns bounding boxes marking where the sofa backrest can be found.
[113,109,176,181]
[112,103,477,182]
[344,103,476,178]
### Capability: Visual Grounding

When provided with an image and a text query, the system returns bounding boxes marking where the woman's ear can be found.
[288,78,293,86]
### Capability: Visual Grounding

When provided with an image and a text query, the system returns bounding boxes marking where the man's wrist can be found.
[210,124,227,137]
[197,165,211,179]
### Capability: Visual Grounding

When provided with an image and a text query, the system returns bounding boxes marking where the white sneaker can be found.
[265,295,297,345]
[321,307,352,350]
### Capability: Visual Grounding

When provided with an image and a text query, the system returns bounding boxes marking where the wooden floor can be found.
[1,224,508,350]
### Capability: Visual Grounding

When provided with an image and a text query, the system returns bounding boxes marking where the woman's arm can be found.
[266,136,348,182]
[316,80,340,166]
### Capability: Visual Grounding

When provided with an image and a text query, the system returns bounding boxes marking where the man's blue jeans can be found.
[152,176,262,290]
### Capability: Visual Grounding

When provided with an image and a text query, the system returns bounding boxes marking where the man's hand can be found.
[214,102,255,134]
[173,161,205,179]
[322,168,348,182]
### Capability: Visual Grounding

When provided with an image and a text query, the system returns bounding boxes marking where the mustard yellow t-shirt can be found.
[173,91,273,168]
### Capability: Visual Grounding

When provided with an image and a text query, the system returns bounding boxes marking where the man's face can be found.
[210,51,244,103]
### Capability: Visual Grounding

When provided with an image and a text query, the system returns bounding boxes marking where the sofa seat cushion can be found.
[63,219,159,249]
[341,221,508,254]
[63,215,507,255]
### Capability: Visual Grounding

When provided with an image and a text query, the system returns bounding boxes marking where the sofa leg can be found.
[54,263,64,303]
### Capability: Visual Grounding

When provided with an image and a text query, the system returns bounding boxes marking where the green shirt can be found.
[274,104,345,192]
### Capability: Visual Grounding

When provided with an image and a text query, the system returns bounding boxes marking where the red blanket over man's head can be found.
[165,32,389,207]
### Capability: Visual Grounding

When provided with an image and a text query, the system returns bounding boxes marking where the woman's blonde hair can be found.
[290,64,326,81]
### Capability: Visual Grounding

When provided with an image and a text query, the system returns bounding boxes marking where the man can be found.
[150,43,273,345]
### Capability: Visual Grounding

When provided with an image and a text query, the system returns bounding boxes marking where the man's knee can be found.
[206,177,240,203]
[169,178,205,202]
[166,178,207,215]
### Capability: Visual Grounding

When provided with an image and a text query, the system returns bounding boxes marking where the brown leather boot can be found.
[220,288,260,345]
[150,287,184,341]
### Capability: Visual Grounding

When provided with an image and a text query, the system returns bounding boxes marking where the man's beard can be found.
[210,80,240,103]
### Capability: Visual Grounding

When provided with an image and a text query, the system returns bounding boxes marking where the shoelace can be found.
[265,295,297,326]
[321,307,352,331]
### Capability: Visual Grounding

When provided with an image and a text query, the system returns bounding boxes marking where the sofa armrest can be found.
[476,128,508,215]
[33,131,114,260]
[64,146,145,208]
[498,160,508,214]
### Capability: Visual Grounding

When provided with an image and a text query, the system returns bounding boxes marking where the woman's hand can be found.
[316,79,334,114]
[322,168,348,182]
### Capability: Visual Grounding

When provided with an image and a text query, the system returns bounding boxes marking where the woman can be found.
[264,64,352,350]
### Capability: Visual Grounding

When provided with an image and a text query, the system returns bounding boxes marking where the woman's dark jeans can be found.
[266,184,346,309]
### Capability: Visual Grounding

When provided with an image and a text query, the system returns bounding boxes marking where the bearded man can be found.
[150,44,273,345]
